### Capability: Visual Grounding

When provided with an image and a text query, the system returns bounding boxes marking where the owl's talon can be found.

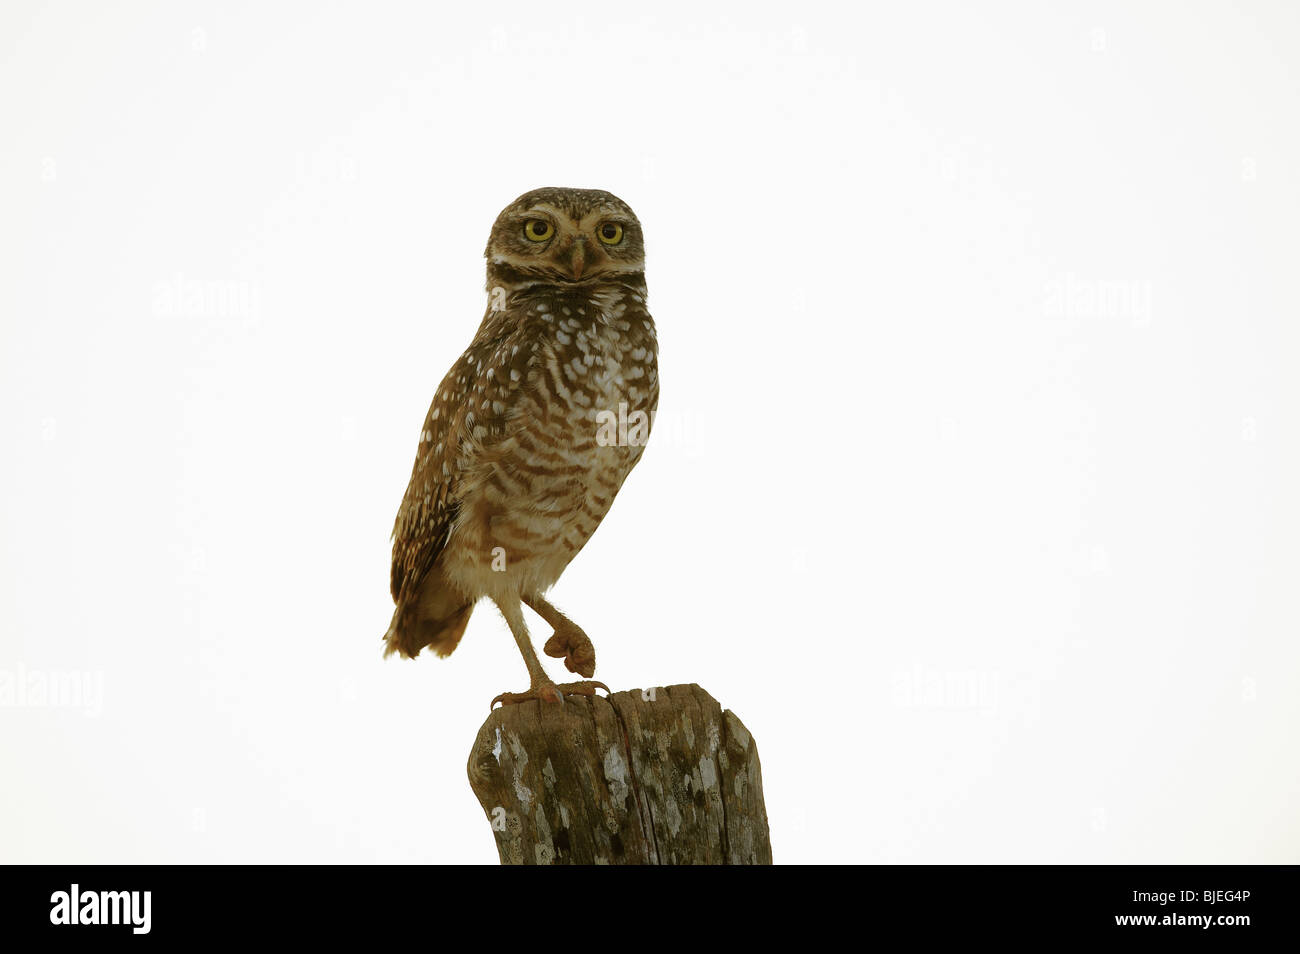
[488,680,608,710]
[553,680,609,699]
[490,682,565,709]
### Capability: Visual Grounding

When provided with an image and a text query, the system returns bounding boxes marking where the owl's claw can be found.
[554,679,609,699]
[543,625,597,678]
[489,680,609,710]
[491,683,561,709]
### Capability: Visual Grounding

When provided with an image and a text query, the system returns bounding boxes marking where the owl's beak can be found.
[569,240,586,280]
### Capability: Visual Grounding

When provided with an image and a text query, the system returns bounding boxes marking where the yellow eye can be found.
[597,222,624,245]
[523,219,554,242]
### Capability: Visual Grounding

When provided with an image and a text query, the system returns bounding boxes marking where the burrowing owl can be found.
[383,187,658,707]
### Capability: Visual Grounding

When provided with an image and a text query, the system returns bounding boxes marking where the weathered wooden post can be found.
[467,683,771,864]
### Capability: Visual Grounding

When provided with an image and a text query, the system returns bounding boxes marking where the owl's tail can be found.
[383,582,475,660]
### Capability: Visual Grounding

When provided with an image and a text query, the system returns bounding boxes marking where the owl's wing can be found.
[390,370,462,604]
[389,323,530,603]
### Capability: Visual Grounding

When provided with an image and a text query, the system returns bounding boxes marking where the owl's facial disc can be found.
[487,191,644,288]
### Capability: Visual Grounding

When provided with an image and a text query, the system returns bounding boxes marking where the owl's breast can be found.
[521,299,656,490]
[443,288,657,595]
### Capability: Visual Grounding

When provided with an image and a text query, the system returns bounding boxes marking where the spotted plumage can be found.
[383,188,658,707]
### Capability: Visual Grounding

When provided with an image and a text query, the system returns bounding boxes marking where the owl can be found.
[383,187,659,708]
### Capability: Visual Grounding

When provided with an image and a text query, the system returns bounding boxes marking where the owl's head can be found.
[485,187,645,290]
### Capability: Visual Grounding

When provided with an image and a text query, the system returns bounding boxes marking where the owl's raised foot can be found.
[489,680,609,710]
[543,624,597,678]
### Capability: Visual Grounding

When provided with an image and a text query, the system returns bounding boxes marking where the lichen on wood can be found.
[467,683,771,865]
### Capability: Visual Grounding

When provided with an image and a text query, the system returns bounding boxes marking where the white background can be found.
[2,1,1297,863]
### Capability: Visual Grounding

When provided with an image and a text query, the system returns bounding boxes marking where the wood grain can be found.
[467,684,771,865]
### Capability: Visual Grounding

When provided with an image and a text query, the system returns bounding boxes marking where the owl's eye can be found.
[523,219,554,242]
[597,222,624,245]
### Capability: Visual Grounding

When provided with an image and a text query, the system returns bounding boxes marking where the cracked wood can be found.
[467,683,771,864]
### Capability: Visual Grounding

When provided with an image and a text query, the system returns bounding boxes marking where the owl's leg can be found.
[489,596,607,709]
[524,594,597,679]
